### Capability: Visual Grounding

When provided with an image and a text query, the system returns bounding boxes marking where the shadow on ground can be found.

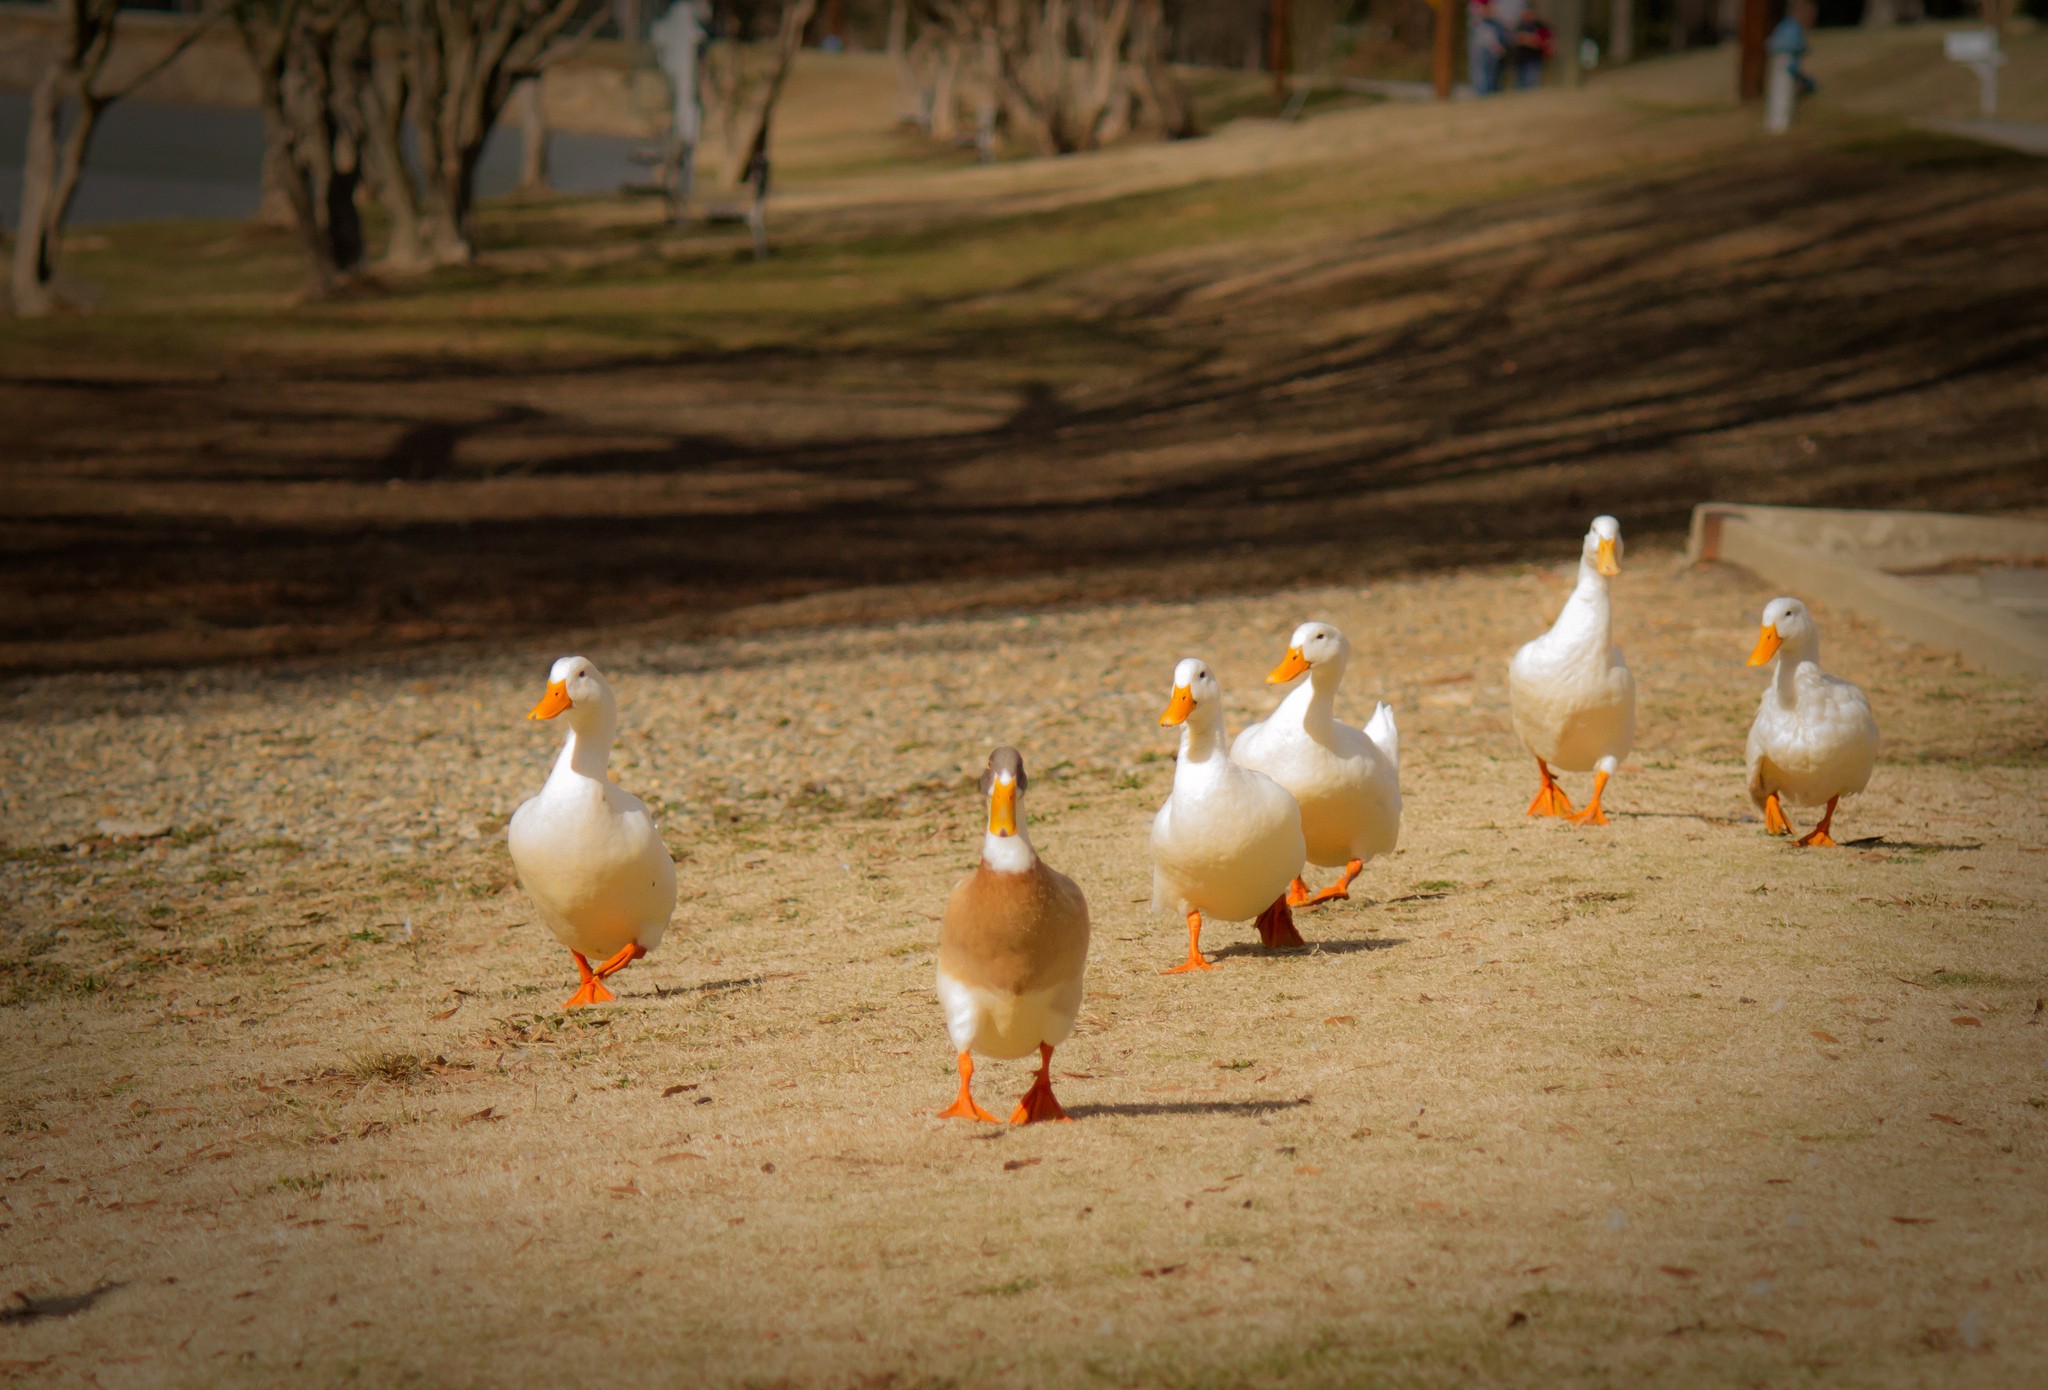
[5,135,2045,671]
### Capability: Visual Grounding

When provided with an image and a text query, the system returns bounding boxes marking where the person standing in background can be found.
[1512,3,1553,88]
[1469,0,1509,94]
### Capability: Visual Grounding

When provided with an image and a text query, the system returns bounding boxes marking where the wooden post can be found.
[1432,0,1457,99]
[1270,0,1291,99]
[1737,0,1768,99]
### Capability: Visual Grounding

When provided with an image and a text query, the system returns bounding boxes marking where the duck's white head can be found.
[1583,515,1623,578]
[1747,596,1815,667]
[1160,657,1221,727]
[977,746,1035,872]
[527,654,614,724]
[1267,621,1349,684]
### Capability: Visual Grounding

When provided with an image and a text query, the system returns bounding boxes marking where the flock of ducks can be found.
[506,517,1882,1125]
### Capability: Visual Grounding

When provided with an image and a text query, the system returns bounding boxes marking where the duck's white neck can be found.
[551,701,618,783]
[982,823,1036,874]
[1300,654,1348,724]
[1556,558,1613,641]
[1176,704,1229,766]
[1770,632,1821,702]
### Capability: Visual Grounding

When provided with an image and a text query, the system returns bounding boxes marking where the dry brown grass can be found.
[2,546,2044,1386]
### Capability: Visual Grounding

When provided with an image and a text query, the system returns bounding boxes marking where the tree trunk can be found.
[712,0,819,190]
[514,76,550,195]
[359,36,427,270]
[10,67,75,317]
[1609,0,1632,63]
[1553,0,1587,82]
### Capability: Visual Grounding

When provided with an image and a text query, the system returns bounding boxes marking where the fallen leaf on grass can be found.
[430,1002,461,1021]
[606,1179,641,1198]
[1506,1310,1529,1328]
[1295,1165,1323,1176]
[8,1166,44,1183]
[1891,1216,1936,1225]
[357,1121,390,1139]
[1740,1324,1789,1344]
[1415,1200,1446,1212]
[1139,1264,1185,1278]
[1951,1016,1981,1027]
[1002,1158,1041,1172]
[1324,1016,1357,1026]
[655,1152,704,1163]
[1659,1265,1698,1280]
[460,1107,498,1125]
[1811,1031,1840,1044]
[661,1084,699,1098]
[1929,1113,1964,1126]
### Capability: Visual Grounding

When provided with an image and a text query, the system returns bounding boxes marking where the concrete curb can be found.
[1687,503,2048,678]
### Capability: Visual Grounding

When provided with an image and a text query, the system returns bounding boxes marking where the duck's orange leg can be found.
[1256,895,1305,949]
[1794,795,1840,848]
[563,951,614,1010]
[1526,759,1574,817]
[592,942,646,979]
[1297,859,1365,908]
[1285,876,1313,908]
[937,1051,1001,1122]
[1163,911,1215,974]
[1566,771,1611,827]
[1762,792,1791,836]
[1010,1043,1071,1125]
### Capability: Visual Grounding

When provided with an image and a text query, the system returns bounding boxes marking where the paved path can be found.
[1914,116,2048,156]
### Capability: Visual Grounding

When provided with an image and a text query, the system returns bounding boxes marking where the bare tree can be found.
[907,0,1188,157]
[235,0,375,293]
[402,0,600,263]
[698,0,823,194]
[10,0,222,316]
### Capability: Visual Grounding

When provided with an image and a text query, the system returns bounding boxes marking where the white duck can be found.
[1233,621,1401,908]
[1151,657,1308,974]
[1745,597,1879,847]
[1508,515,1636,826]
[507,656,678,1009]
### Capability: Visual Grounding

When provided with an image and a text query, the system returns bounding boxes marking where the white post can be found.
[1764,50,1794,133]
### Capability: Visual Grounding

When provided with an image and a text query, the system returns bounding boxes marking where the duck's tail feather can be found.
[1364,701,1399,770]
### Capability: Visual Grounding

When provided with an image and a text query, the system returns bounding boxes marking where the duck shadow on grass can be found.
[1065,1097,1312,1120]
[2,1283,124,1325]
[1207,937,1408,962]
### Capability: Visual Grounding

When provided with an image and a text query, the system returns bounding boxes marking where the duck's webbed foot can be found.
[563,952,615,1009]
[1794,796,1840,847]
[1526,759,1574,817]
[1009,1044,1071,1125]
[1163,911,1215,974]
[1297,859,1363,908]
[937,1052,1001,1122]
[1255,896,1305,949]
[1566,771,1611,827]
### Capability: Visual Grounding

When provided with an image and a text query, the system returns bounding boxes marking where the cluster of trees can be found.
[10,0,598,315]
[887,0,1193,155]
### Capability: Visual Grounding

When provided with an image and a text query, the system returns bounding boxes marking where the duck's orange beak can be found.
[1160,684,1196,726]
[1266,646,1311,684]
[1595,537,1620,577]
[987,779,1017,837]
[1746,624,1782,667]
[528,680,572,720]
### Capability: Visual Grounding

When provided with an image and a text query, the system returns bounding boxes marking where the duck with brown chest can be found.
[935,747,1091,1125]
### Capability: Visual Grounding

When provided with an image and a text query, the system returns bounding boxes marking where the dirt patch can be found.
[1,547,2043,1385]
